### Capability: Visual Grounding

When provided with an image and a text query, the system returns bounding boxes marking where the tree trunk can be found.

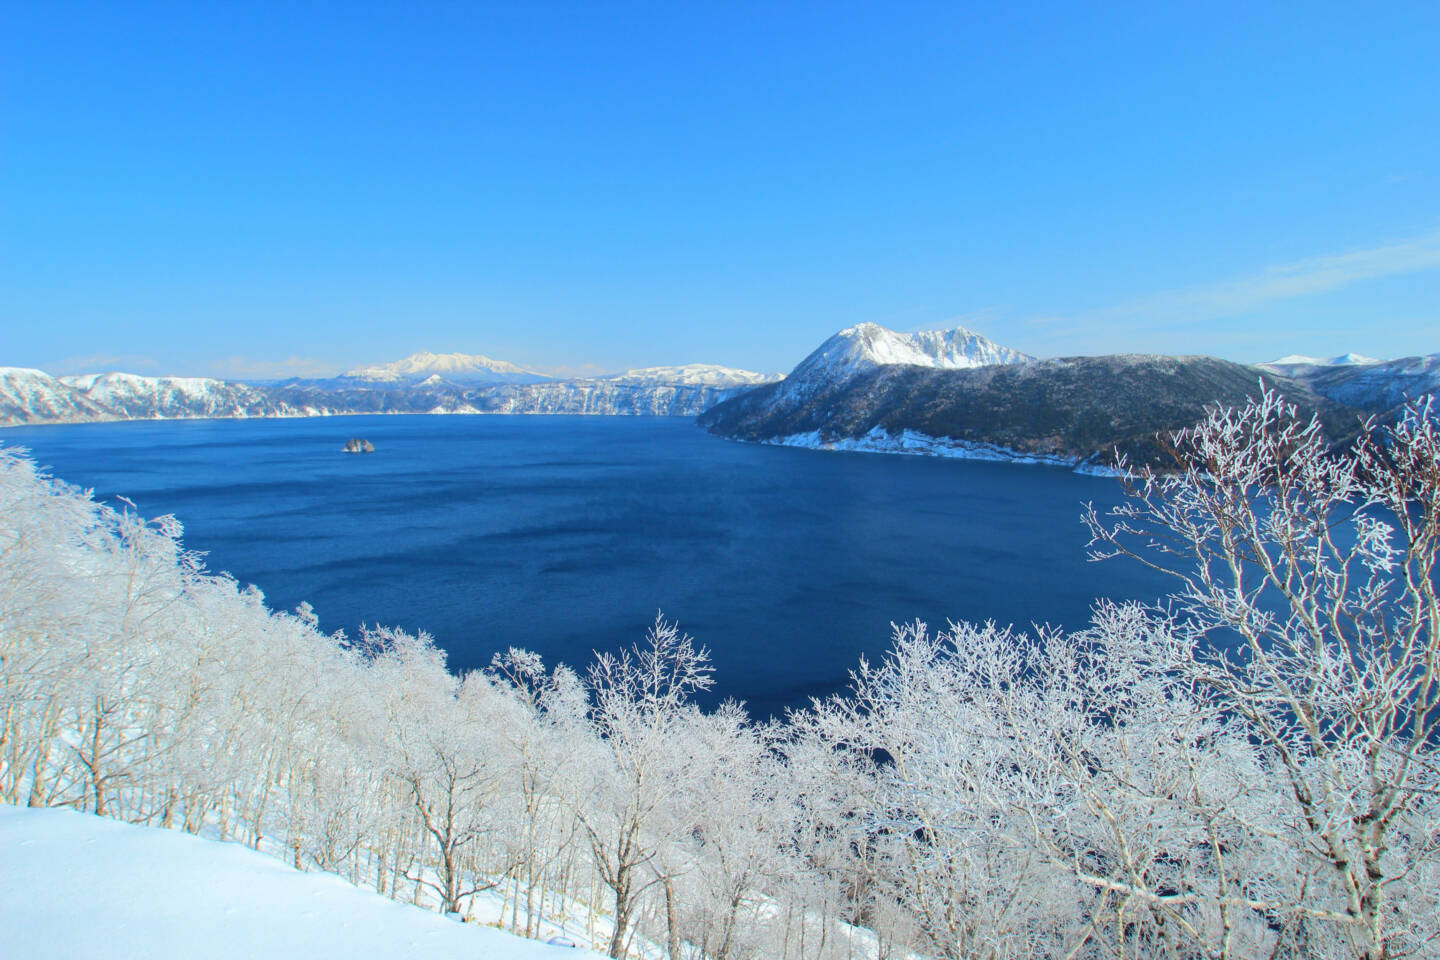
[664,875,682,960]
[607,872,632,959]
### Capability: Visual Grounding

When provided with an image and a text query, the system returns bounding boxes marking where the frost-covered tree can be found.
[368,627,508,914]
[1086,392,1440,958]
[486,647,588,938]
[578,613,714,958]
[673,703,788,960]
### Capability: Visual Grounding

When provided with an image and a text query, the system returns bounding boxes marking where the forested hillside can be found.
[2,393,1437,959]
[701,354,1362,469]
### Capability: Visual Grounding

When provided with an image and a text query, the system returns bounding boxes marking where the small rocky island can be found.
[341,438,375,454]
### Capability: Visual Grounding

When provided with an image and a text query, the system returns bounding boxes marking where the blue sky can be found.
[2,1,1437,378]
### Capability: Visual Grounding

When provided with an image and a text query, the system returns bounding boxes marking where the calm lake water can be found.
[5,415,1171,716]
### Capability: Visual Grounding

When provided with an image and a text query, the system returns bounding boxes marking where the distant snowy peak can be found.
[1329,352,1382,366]
[790,322,1032,382]
[343,351,550,384]
[600,364,783,387]
[1259,353,1383,375]
[1294,352,1440,412]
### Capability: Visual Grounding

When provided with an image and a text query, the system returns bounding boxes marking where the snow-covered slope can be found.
[0,367,317,426]
[600,364,783,387]
[0,367,93,422]
[481,379,765,415]
[712,322,1032,426]
[1257,352,1440,411]
[0,805,597,960]
[344,350,550,384]
[701,352,1357,472]
[1305,353,1440,411]
[1257,353,1383,378]
[0,359,778,426]
[1329,352,1382,366]
[789,322,1032,383]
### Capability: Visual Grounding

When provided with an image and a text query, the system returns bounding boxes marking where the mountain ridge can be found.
[342,351,551,385]
[0,358,780,427]
[790,322,1033,383]
[696,321,1424,471]
[5,327,1434,442]
[1257,352,1440,414]
[700,353,1365,470]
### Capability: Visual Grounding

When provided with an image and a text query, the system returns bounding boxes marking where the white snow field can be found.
[0,805,600,960]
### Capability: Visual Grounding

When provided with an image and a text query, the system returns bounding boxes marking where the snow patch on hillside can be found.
[0,805,599,960]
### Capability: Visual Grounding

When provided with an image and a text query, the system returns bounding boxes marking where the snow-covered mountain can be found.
[342,351,551,385]
[264,353,780,418]
[0,367,318,426]
[721,322,1032,424]
[697,320,1440,471]
[700,353,1353,471]
[1284,353,1440,413]
[1257,353,1383,378]
[789,322,1033,383]
[600,364,783,387]
[697,321,1054,461]
[0,360,778,427]
[338,354,781,389]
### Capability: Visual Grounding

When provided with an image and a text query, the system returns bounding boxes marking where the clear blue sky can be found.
[3,1,1437,378]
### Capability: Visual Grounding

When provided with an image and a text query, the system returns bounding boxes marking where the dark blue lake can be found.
[4,415,1170,716]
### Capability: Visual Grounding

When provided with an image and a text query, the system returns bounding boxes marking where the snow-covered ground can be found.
[0,805,601,960]
[764,426,1125,475]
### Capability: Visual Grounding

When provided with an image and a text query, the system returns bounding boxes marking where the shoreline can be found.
[757,426,1128,477]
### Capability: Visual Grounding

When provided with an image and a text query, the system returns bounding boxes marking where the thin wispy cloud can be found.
[214,355,339,380]
[535,361,611,378]
[52,353,162,375]
[1102,229,1440,327]
[1007,229,1440,359]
